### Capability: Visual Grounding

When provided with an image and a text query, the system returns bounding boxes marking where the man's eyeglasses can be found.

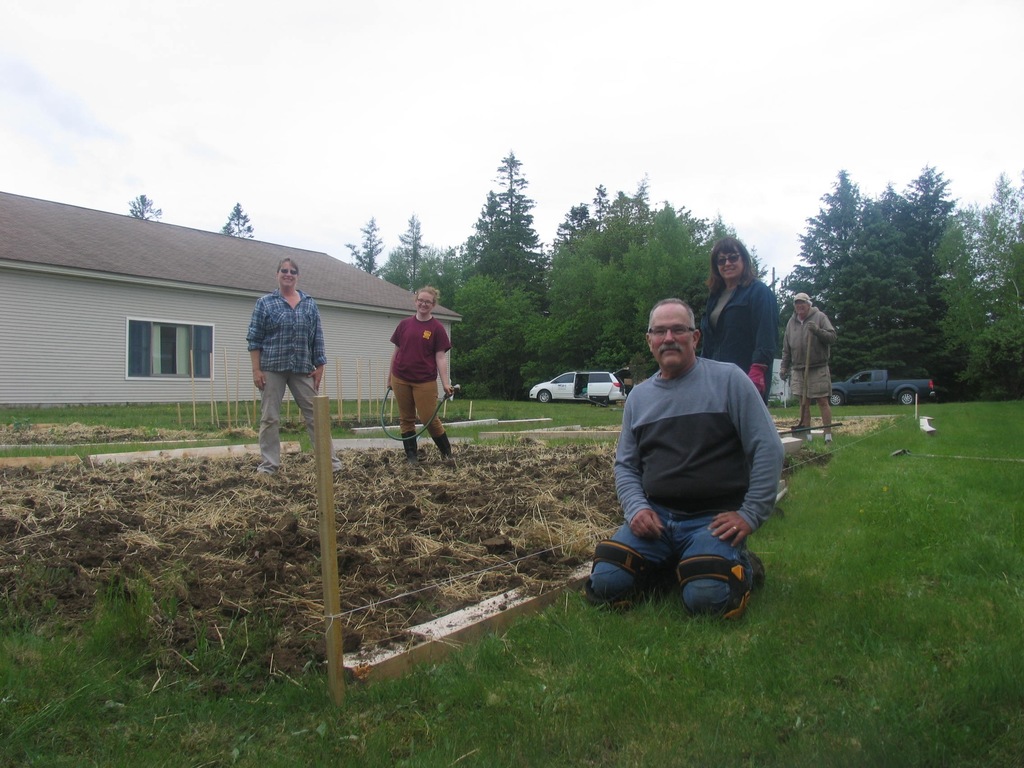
[279,268,298,275]
[647,326,696,339]
[715,254,741,266]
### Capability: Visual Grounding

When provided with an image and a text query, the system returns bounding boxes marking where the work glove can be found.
[747,363,768,394]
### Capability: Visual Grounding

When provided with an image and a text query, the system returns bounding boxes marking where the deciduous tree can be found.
[938,173,1024,399]
[450,275,534,400]
[526,188,711,386]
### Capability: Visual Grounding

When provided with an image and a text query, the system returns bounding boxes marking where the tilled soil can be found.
[0,416,873,676]
[1,441,619,675]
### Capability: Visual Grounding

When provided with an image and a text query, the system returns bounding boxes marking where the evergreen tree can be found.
[221,203,254,238]
[592,182,655,265]
[399,215,425,287]
[128,194,162,221]
[464,152,547,296]
[827,196,932,376]
[788,170,862,311]
[346,217,385,274]
[378,215,428,290]
[888,167,957,384]
[554,204,592,249]
[592,185,610,230]
[785,169,954,379]
[898,167,955,297]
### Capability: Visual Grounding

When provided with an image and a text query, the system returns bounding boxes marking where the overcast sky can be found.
[3,0,1022,281]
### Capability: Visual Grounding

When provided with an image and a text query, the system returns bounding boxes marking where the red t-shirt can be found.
[390,316,452,383]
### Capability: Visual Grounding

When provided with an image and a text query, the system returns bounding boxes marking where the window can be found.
[127,319,214,378]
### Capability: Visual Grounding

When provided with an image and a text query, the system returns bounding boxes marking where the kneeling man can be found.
[586,298,784,618]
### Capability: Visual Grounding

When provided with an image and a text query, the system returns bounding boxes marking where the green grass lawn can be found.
[2,401,1022,766]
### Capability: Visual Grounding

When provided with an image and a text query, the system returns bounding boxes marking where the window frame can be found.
[125,317,216,380]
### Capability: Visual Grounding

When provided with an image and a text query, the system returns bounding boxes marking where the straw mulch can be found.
[0,422,224,445]
[0,443,620,674]
[0,416,890,676]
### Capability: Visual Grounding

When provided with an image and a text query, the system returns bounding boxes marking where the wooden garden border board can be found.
[88,442,300,465]
[345,566,592,683]
[344,480,790,684]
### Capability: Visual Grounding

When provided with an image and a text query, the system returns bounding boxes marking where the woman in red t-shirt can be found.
[388,286,455,464]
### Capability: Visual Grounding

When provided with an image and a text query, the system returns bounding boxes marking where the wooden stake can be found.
[369,358,375,420]
[356,359,363,423]
[209,353,218,426]
[313,396,345,705]
[234,352,241,428]
[190,354,197,426]
[223,348,232,429]
[335,358,342,421]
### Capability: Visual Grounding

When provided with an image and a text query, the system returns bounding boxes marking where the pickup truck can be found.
[829,369,936,406]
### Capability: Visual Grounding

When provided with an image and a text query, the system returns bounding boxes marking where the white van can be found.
[528,371,626,404]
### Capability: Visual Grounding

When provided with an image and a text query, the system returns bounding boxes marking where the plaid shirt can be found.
[246,290,326,373]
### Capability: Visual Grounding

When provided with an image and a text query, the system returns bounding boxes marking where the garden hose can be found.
[379,386,457,441]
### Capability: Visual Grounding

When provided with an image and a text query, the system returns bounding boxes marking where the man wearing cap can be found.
[780,293,837,443]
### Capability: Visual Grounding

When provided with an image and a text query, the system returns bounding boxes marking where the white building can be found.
[0,191,458,406]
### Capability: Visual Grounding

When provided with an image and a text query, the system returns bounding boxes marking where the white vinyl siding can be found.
[2,269,450,405]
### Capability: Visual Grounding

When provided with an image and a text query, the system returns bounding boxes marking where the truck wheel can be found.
[897,390,916,406]
[829,391,844,407]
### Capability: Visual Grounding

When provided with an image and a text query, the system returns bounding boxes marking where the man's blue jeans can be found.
[589,502,752,615]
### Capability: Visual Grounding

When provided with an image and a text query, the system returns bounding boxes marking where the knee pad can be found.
[676,554,751,619]
[593,540,648,578]
[584,540,650,609]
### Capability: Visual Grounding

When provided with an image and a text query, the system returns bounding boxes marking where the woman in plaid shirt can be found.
[247,258,342,475]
